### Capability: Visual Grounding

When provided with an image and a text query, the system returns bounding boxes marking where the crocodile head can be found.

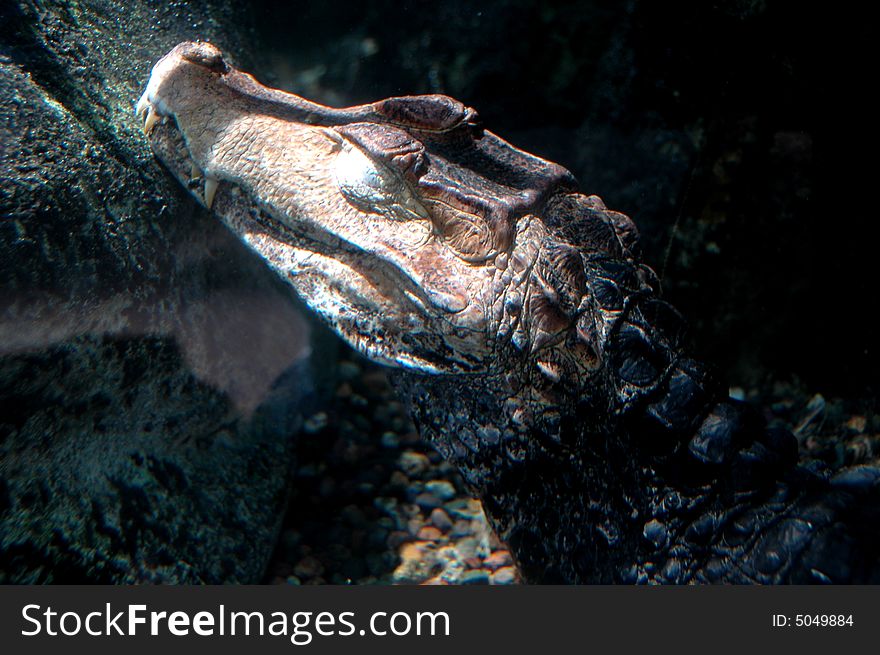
[138,43,872,586]
[137,42,652,395]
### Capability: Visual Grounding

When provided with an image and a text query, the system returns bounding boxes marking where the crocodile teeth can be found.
[143,106,160,135]
[135,92,149,120]
[204,177,219,209]
[190,162,203,181]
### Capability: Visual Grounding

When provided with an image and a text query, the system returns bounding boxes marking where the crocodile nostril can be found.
[180,41,228,73]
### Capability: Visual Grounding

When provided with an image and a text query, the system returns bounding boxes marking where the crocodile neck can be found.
[391,358,851,584]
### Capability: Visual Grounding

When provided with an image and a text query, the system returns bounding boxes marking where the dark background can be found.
[250,0,875,400]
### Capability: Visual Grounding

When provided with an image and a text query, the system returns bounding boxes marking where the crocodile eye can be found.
[334,142,428,221]
[427,204,495,262]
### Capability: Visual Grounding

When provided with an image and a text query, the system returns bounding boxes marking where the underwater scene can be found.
[1,1,876,584]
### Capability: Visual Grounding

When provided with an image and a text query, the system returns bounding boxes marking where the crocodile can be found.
[136,41,880,583]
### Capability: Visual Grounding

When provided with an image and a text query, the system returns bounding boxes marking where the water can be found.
[0,0,874,584]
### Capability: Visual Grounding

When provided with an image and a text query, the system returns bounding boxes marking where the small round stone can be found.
[425,480,457,501]
[398,451,430,476]
[491,566,517,585]
[444,498,482,519]
[414,492,442,510]
[483,550,513,570]
[461,569,490,585]
[450,519,473,538]
[388,471,409,490]
[293,556,324,579]
[407,516,425,536]
[429,508,454,532]
[302,412,328,434]
[417,526,443,541]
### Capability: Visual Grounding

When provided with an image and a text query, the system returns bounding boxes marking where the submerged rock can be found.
[0,1,332,582]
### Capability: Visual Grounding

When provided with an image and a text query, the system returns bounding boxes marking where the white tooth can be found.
[204,177,219,209]
[135,93,149,120]
[143,107,160,135]
[190,162,202,180]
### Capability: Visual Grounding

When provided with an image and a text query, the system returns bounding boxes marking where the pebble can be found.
[393,542,435,584]
[421,576,447,585]
[417,526,444,541]
[461,569,490,585]
[445,498,482,519]
[455,536,481,561]
[302,412,328,434]
[450,519,473,538]
[374,496,397,512]
[399,541,425,562]
[407,516,425,536]
[388,471,409,490]
[399,451,431,476]
[293,556,324,579]
[425,480,457,501]
[381,431,401,448]
[429,508,454,532]
[414,492,442,510]
[491,566,517,585]
[483,550,513,570]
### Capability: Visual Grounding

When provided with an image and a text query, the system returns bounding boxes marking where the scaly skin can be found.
[137,42,880,583]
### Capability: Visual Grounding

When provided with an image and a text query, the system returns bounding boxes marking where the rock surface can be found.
[0,1,330,582]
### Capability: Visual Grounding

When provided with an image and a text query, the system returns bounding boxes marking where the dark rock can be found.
[0,1,334,583]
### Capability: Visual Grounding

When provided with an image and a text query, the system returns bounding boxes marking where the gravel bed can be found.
[267,352,878,585]
[266,351,518,585]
